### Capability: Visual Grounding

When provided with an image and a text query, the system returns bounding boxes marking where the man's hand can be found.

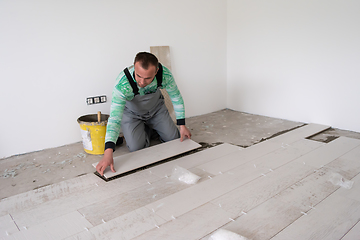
[179,125,192,142]
[96,148,116,176]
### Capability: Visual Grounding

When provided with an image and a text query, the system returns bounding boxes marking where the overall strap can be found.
[123,67,139,96]
[156,63,163,88]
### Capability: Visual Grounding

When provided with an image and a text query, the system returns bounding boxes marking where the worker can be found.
[96,52,191,176]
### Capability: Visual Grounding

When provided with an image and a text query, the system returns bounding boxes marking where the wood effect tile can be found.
[134,203,233,240]
[150,46,171,69]
[222,158,360,240]
[150,137,323,221]
[0,174,101,216]
[92,139,201,179]
[150,46,176,123]
[145,163,267,221]
[276,145,360,211]
[341,220,360,240]
[0,232,27,240]
[335,173,360,203]
[63,230,96,240]
[78,177,190,226]
[4,123,355,240]
[222,198,304,240]
[215,137,360,237]
[196,124,329,175]
[0,214,19,237]
[148,143,241,178]
[293,137,360,168]
[249,139,324,170]
[210,162,315,216]
[88,207,166,240]
[259,146,360,239]
[10,211,92,240]
[11,171,160,228]
[271,194,360,240]
[202,138,322,178]
[325,145,360,179]
[196,141,282,175]
[269,123,330,144]
[273,168,340,212]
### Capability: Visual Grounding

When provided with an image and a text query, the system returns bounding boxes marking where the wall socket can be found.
[87,95,107,105]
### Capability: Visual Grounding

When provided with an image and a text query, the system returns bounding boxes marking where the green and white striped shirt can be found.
[105,65,185,145]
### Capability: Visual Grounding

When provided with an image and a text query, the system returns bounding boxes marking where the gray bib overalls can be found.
[121,64,180,152]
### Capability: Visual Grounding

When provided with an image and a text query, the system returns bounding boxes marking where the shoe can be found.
[116,136,123,146]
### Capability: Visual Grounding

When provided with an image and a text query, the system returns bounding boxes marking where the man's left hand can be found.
[179,125,192,142]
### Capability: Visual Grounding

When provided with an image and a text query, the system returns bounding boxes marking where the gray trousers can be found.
[121,89,180,152]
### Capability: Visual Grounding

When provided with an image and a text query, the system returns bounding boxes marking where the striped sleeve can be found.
[105,70,134,147]
[161,66,186,125]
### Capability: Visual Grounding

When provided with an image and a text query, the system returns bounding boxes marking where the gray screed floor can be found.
[1,109,360,239]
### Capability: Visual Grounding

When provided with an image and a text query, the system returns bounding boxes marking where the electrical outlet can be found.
[87,98,93,105]
[86,95,107,105]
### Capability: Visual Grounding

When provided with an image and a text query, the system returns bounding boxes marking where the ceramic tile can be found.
[92,139,201,179]
[293,137,360,168]
[149,143,241,178]
[134,203,232,240]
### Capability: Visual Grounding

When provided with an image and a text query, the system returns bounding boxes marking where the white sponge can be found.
[171,166,201,184]
[208,229,248,240]
[329,172,354,189]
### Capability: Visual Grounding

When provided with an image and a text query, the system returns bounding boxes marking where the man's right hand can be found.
[96,148,116,176]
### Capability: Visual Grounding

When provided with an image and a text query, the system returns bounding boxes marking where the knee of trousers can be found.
[160,127,180,142]
[126,137,149,152]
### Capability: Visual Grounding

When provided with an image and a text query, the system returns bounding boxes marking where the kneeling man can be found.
[96,52,191,176]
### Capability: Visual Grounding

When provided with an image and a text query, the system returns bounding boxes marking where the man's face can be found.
[134,62,158,88]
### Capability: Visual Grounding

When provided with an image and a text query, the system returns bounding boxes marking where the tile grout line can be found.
[9,213,20,232]
[339,219,360,240]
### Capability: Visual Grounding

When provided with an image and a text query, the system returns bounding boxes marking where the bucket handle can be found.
[97,111,101,123]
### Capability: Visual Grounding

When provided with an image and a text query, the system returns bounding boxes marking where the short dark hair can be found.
[134,52,159,70]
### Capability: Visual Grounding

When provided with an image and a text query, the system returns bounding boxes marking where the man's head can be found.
[134,52,159,88]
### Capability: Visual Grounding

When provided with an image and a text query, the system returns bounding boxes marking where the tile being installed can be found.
[92,139,201,178]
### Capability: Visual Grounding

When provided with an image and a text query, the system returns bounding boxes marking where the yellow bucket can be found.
[77,112,109,155]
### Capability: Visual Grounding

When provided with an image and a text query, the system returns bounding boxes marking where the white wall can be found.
[4,0,358,158]
[0,0,227,158]
[227,0,360,133]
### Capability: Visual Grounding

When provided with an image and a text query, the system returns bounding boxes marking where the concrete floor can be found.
[1,109,359,200]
